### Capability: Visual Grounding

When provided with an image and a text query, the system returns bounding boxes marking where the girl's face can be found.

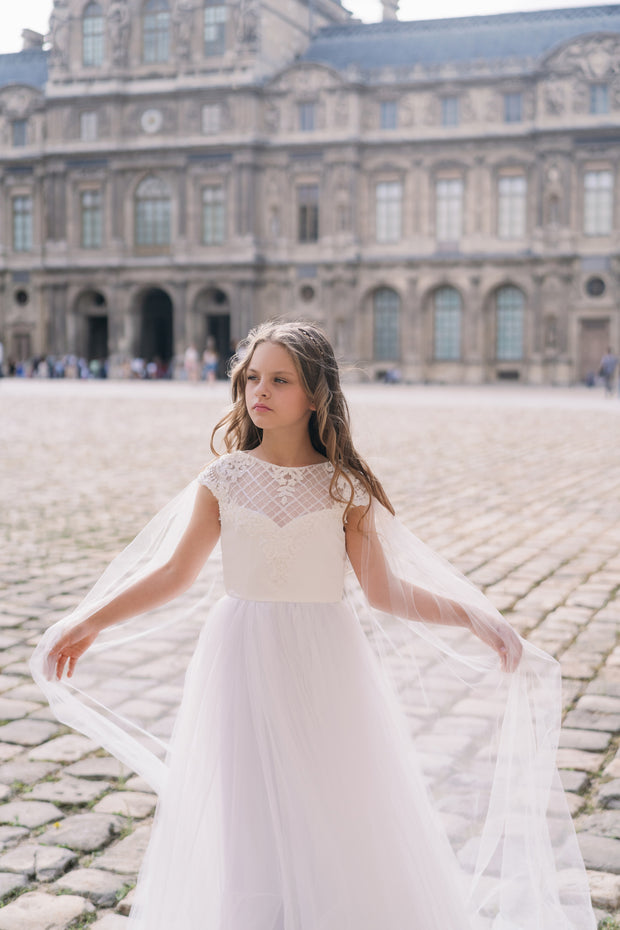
[245,341,315,434]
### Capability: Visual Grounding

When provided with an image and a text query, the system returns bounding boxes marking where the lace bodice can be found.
[198,452,367,603]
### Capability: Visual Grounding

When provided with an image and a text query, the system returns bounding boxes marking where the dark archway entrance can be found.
[195,287,231,377]
[88,316,108,361]
[75,290,108,361]
[140,288,173,363]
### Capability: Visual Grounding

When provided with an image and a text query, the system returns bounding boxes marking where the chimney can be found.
[381,0,399,21]
[22,30,45,51]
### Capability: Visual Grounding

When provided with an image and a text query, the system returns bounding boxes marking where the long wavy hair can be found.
[210,320,394,519]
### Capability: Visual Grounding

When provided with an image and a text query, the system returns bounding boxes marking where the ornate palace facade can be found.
[1,2,620,381]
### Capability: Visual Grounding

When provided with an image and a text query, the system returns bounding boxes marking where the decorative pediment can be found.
[544,34,620,79]
[0,85,43,116]
[269,63,344,96]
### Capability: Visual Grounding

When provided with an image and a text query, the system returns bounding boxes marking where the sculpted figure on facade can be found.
[235,0,259,50]
[174,0,195,61]
[109,0,132,68]
[544,82,565,115]
[49,0,71,71]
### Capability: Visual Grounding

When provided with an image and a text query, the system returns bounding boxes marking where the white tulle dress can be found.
[30,451,597,930]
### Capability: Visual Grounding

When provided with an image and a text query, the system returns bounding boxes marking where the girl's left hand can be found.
[476,620,523,673]
[49,618,100,680]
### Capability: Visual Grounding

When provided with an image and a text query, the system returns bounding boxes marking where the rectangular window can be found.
[202,185,225,244]
[498,175,527,239]
[590,84,609,115]
[504,92,522,123]
[584,169,613,236]
[380,100,397,130]
[298,103,316,132]
[12,120,27,147]
[201,103,221,134]
[83,14,104,67]
[375,181,402,243]
[204,3,227,56]
[436,178,463,241]
[81,190,103,248]
[441,96,459,127]
[80,111,98,142]
[144,10,170,63]
[297,184,319,242]
[13,196,33,252]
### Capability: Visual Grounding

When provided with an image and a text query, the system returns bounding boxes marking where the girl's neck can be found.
[250,436,326,468]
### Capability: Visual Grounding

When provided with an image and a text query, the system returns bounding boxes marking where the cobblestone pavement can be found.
[1,379,620,929]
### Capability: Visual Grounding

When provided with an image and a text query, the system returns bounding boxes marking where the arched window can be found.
[496,286,524,361]
[135,176,171,246]
[434,287,461,360]
[143,0,170,63]
[373,288,400,361]
[83,1,105,67]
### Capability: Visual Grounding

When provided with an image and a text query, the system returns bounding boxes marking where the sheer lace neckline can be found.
[241,452,330,471]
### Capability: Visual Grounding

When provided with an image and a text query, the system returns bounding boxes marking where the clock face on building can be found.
[141,108,163,134]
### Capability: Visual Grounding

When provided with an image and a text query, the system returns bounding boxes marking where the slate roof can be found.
[303,4,620,71]
[0,49,48,92]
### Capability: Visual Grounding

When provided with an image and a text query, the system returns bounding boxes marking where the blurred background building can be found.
[1,1,620,381]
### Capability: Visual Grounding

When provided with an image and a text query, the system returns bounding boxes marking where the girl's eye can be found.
[247,375,257,381]
[274,378,287,384]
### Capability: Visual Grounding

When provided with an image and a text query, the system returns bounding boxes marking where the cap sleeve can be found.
[334,469,371,518]
[197,457,227,502]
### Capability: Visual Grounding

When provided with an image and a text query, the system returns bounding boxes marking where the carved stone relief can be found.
[49,0,70,71]
[544,83,565,115]
[235,0,260,51]
[176,0,195,53]
[108,0,131,68]
[548,36,620,79]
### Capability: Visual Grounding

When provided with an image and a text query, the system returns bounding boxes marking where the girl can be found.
[32,321,595,930]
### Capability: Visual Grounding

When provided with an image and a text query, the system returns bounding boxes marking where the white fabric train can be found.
[30,453,596,930]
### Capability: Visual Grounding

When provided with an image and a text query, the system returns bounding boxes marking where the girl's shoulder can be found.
[197,451,244,497]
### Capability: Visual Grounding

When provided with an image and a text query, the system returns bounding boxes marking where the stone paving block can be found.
[0,844,77,881]
[558,728,612,752]
[64,757,132,780]
[0,801,63,829]
[578,811,620,840]
[587,869,620,910]
[0,745,22,763]
[578,694,620,715]
[0,700,41,721]
[559,769,589,793]
[96,824,151,874]
[605,751,620,779]
[116,887,136,915]
[0,826,29,851]
[55,868,133,907]
[0,890,94,930]
[39,813,123,852]
[0,720,59,747]
[0,871,28,899]
[598,780,620,810]
[562,710,620,734]
[30,775,110,806]
[0,760,59,786]
[578,833,620,874]
[92,915,131,930]
[556,748,605,774]
[123,776,155,794]
[27,734,97,763]
[94,792,156,819]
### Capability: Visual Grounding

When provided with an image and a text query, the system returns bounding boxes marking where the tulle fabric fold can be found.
[29,481,596,930]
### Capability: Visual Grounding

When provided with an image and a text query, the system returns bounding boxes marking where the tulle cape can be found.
[30,478,596,930]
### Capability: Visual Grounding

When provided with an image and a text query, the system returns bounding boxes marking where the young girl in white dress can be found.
[32,322,595,930]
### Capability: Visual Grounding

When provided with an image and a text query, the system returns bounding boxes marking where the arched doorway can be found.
[75,289,108,361]
[194,287,231,377]
[139,288,173,364]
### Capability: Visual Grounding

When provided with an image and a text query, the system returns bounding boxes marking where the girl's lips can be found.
[253,404,272,411]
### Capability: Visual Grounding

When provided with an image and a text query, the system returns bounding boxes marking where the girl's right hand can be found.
[49,619,100,680]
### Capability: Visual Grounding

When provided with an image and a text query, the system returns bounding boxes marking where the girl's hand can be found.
[49,619,100,680]
[475,620,523,673]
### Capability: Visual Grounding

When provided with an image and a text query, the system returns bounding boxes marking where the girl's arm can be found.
[345,505,522,672]
[50,486,221,680]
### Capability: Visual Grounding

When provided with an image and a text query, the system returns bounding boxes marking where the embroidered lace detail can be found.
[198,452,368,527]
